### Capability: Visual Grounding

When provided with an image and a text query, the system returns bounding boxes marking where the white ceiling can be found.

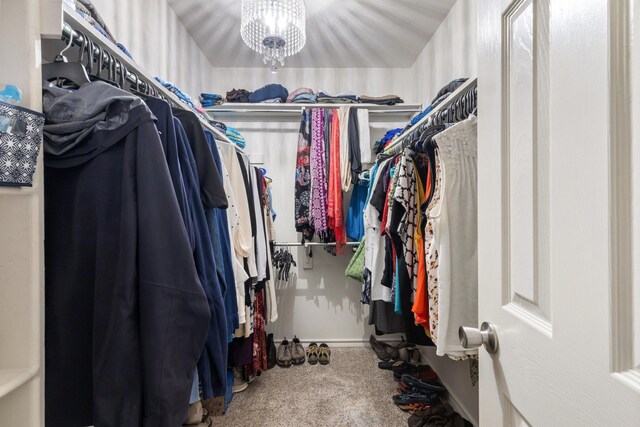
[167,0,457,68]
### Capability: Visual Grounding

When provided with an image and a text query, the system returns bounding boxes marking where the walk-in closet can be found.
[0,0,639,426]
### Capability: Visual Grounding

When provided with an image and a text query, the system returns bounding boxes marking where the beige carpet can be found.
[216,347,409,427]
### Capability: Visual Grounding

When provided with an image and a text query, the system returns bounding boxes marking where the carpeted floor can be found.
[216,347,409,427]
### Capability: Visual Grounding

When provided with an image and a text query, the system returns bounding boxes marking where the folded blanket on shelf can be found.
[287,87,315,103]
[226,88,252,103]
[358,95,404,105]
[318,91,358,103]
[292,93,318,103]
[249,84,289,103]
[200,93,224,107]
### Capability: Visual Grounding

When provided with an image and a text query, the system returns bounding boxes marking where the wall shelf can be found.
[205,103,422,122]
[0,368,38,400]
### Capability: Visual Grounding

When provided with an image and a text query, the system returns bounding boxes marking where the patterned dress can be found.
[294,109,313,239]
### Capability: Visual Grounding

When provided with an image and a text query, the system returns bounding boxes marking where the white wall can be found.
[91,0,215,98]
[410,0,479,424]
[411,0,477,106]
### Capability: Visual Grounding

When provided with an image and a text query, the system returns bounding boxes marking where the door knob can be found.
[459,322,499,354]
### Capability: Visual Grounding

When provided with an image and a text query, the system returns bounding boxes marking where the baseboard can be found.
[274,337,402,348]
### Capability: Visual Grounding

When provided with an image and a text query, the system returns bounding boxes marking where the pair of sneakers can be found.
[276,336,306,367]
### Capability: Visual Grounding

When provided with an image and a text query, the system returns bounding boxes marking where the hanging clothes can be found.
[357,108,372,164]
[43,82,210,427]
[338,106,352,191]
[328,109,347,250]
[294,109,314,239]
[205,130,240,337]
[346,175,368,241]
[348,107,362,183]
[310,108,329,239]
[174,116,229,400]
[431,115,478,359]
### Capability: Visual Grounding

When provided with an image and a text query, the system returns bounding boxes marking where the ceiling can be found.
[167,0,457,68]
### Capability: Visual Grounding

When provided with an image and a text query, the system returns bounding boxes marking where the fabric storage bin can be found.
[0,101,45,187]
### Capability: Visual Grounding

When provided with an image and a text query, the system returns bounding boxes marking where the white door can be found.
[477,0,640,425]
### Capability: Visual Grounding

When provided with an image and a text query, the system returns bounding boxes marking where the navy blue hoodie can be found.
[43,82,210,427]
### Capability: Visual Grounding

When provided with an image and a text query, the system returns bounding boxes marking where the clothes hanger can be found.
[87,44,119,88]
[42,34,91,87]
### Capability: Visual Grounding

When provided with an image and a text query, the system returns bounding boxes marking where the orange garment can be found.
[327,110,346,252]
[413,162,432,332]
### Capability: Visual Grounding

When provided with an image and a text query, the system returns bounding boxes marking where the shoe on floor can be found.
[396,402,436,414]
[369,335,399,361]
[378,360,394,370]
[407,404,452,427]
[401,373,447,395]
[267,333,277,369]
[318,343,331,365]
[277,338,293,367]
[306,342,319,365]
[394,367,439,382]
[202,396,224,417]
[392,391,440,406]
[232,367,249,393]
[291,336,306,365]
[183,400,203,425]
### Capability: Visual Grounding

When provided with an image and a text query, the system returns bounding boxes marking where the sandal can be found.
[318,343,331,365]
[392,391,440,405]
[407,404,451,427]
[401,374,447,395]
[396,402,435,414]
[306,342,319,365]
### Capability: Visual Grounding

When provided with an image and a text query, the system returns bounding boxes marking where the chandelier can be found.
[241,0,306,72]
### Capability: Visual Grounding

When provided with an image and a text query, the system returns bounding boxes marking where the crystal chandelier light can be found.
[241,0,306,72]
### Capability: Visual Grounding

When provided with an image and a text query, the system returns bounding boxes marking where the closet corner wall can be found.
[409,0,479,424]
[0,0,45,425]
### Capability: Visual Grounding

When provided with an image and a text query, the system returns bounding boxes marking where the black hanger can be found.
[415,124,445,152]
[42,34,91,87]
[84,43,119,88]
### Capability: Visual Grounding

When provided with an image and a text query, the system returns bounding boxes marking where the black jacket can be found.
[43,82,210,427]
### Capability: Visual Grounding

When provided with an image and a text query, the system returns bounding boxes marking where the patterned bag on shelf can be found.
[0,101,45,187]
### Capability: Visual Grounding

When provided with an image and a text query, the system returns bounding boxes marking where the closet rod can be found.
[60,11,235,146]
[383,77,478,155]
[208,107,421,114]
[272,241,361,247]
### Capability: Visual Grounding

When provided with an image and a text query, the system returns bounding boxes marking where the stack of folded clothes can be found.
[200,93,224,107]
[373,128,404,153]
[226,88,252,103]
[248,84,289,103]
[287,87,317,103]
[155,77,197,109]
[358,94,404,105]
[317,91,358,104]
[225,126,246,149]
